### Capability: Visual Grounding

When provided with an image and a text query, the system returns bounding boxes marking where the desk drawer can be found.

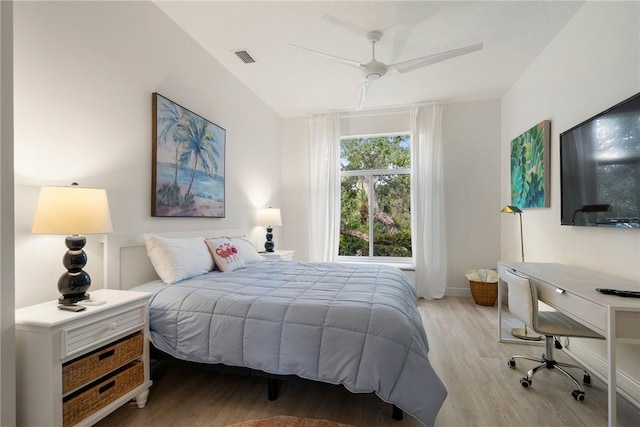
[62,332,143,394]
[62,307,145,358]
[535,279,606,334]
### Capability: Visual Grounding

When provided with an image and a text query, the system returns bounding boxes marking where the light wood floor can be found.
[97,297,639,427]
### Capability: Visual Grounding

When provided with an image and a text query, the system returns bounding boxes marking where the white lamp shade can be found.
[256,208,282,227]
[32,186,113,235]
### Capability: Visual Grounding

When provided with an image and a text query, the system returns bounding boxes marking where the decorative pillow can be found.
[144,234,214,284]
[205,237,246,272]
[230,236,265,264]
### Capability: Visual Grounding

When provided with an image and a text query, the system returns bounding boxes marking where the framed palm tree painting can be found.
[510,120,550,209]
[152,93,225,217]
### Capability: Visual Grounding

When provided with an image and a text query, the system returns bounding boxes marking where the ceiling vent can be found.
[233,49,256,64]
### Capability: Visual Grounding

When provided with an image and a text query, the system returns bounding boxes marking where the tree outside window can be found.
[339,134,412,260]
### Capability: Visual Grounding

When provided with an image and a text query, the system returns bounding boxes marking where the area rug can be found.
[226,415,355,427]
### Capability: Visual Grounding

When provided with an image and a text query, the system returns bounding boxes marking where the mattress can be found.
[132,261,447,426]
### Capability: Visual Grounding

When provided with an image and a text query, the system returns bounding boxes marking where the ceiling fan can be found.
[291,31,483,109]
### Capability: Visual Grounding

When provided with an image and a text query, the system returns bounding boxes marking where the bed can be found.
[106,231,447,426]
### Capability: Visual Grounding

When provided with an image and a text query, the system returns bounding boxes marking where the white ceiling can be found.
[155,1,584,118]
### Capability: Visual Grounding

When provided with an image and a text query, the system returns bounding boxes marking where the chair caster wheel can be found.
[583,374,591,386]
[507,359,516,368]
[520,378,531,388]
[572,390,585,401]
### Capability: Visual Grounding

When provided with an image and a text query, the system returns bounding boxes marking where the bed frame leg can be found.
[267,378,279,401]
[392,405,404,421]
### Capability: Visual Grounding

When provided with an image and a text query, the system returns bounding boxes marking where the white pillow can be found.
[205,237,246,272]
[145,234,214,284]
[230,237,265,264]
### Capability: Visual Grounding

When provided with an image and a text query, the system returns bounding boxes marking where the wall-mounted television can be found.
[560,92,640,228]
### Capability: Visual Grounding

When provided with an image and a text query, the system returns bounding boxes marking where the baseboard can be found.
[564,339,640,408]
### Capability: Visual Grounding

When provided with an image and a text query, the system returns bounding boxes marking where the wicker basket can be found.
[469,280,498,306]
[63,361,144,427]
[62,332,143,394]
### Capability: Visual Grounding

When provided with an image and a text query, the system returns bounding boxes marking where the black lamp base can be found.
[58,235,92,306]
[59,292,90,305]
[264,226,275,252]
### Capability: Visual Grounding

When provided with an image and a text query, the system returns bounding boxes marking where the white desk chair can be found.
[502,268,604,401]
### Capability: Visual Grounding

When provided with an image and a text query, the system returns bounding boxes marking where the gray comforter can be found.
[133,261,447,426]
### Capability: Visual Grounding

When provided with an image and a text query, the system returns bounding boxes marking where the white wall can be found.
[340,108,410,136]
[444,101,501,295]
[501,1,640,402]
[13,1,282,308]
[281,100,501,296]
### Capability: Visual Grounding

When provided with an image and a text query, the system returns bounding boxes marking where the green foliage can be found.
[339,230,412,257]
[339,234,369,256]
[511,122,547,208]
[373,229,412,256]
[339,135,412,258]
[340,176,367,231]
[156,183,181,206]
[179,192,195,209]
[375,174,411,222]
[341,135,410,170]
[156,183,196,209]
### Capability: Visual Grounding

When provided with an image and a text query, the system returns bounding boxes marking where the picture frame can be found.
[510,120,550,209]
[152,93,226,217]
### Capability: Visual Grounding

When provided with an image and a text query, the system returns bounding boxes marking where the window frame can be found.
[337,132,414,267]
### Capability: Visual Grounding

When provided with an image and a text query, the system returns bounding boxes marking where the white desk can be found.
[497,262,640,427]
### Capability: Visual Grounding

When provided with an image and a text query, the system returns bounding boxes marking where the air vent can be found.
[233,49,256,64]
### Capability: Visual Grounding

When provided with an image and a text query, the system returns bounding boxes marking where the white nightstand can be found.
[15,289,153,427]
[260,249,295,261]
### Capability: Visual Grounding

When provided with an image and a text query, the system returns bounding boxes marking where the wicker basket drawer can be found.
[62,332,143,394]
[63,361,144,427]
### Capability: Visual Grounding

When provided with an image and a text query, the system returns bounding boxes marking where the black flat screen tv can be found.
[560,92,640,228]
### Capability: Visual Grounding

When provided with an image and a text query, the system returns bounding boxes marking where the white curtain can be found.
[411,105,447,298]
[307,113,340,262]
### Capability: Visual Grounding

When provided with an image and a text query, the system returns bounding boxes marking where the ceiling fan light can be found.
[363,59,387,80]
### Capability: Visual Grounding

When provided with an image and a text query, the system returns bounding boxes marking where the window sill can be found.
[336,258,415,271]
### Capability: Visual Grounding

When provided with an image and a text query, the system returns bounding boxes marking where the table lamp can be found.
[500,205,540,340]
[256,208,282,252]
[32,183,113,305]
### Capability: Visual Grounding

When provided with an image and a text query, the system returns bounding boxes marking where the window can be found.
[338,133,412,262]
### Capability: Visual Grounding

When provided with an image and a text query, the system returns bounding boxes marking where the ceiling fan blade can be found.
[289,44,363,69]
[357,81,371,111]
[389,43,483,74]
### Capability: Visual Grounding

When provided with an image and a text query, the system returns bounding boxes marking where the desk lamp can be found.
[501,205,540,341]
[501,205,524,262]
[32,183,113,305]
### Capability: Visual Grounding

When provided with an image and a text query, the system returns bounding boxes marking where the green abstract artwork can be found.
[510,121,550,208]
